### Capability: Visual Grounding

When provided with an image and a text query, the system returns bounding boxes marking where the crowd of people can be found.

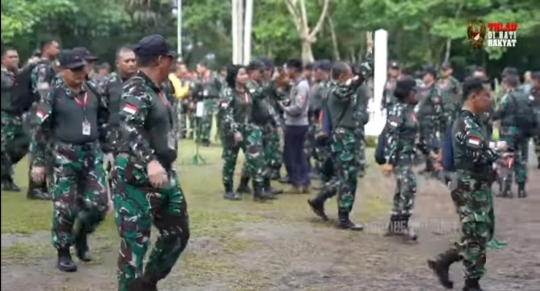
[1,32,539,291]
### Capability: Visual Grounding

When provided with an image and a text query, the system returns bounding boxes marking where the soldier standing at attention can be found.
[30,50,109,272]
[219,64,274,201]
[493,72,529,198]
[417,66,444,178]
[195,60,221,146]
[1,48,24,191]
[428,76,512,291]
[381,61,400,116]
[112,35,190,291]
[437,62,462,133]
[27,39,60,200]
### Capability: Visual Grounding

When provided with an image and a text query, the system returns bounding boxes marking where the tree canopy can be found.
[2,0,539,77]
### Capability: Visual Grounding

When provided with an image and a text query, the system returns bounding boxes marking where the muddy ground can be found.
[2,143,539,291]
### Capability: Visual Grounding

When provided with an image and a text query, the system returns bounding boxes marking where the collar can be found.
[59,80,88,98]
[293,76,305,85]
[137,70,161,93]
[460,109,480,121]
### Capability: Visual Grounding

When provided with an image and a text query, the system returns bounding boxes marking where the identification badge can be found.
[82,121,91,136]
[167,131,176,150]
[203,89,208,96]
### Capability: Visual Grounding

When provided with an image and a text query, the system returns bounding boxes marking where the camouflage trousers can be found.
[331,127,359,213]
[196,100,217,142]
[420,125,440,176]
[446,170,494,280]
[50,142,108,249]
[357,135,366,176]
[222,124,265,190]
[314,140,332,181]
[499,134,528,185]
[391,159,417,215]
[533,135,540,164]
[111,155,189,291]
[241,123,281,179]
[304,123,317,171]
[188,111,197,138]
[1,112,27,181]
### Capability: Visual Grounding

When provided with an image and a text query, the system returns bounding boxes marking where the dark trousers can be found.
[283,125,310,186]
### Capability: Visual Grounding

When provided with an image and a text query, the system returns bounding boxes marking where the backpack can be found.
[11,61,48,113]
[374,124,388,165]
[441,125,455,172]
[511,92,537,138]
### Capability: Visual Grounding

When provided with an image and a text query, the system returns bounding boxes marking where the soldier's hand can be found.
[31,166,46,183]
[147,160,168,188]
[381,164,393,176]
[497,141,508,151]
[234,132,243,143]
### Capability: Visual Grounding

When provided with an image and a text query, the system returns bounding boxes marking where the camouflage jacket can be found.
[218,87,257,137]
[416,84,444,128]
[436,76,461,118]
[247,80,283,128]
[31,58,56,99]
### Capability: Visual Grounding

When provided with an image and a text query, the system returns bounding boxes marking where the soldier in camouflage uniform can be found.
[381,61,400,116]
[307,52,372,230]
[112,35,189,291]
[493,73,529,198]
[531,72,540,169]
[30,50,109,272]
[218,64,274,201]
[355,78,371,178]
[1,48,26,191]
[236,61,284,197]
[28,39,60,200]
[417,67,445,179]
[429,76,512,291]
[437,62,461,134]
[382,77,435,240]
[193,61,221,146]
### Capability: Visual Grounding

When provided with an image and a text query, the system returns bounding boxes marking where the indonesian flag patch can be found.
[389,120,398,127]
[123,104,137,115]
[36,109,48,122]
[467,137,481,146]
[219,100,229,109]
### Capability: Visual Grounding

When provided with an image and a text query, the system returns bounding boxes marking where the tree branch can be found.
[299,0,309,35]
[308,0,330,39]
[285,0,303,33]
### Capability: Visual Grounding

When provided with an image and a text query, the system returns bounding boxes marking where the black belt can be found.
[55,140,99,151]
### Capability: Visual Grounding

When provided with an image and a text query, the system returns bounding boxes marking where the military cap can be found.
[441,62,453,70]
[133,34,175,57]
[259,56,274,69]
[389,61,399,69]
[247,60,265,71]
[72,47,98,61]
[58,50,85,69]
[394,76,418,99]
[423,66,437,77]
[315,60,332,72]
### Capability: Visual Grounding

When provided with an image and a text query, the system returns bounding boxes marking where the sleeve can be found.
[356,86,369,125]
[460,120,500,165]
[431,89,445,127]
[332,81,360,103]
[119,85,157,164]
[282,82,309,116]
[383,105,402,165]
[32,64,53,99]
[30,91,55,167]
[218,90,238,136]
[492,93,510,121]
[96,89,110,149]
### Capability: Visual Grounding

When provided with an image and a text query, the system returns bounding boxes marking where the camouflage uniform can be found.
[193,73,221,145]
[355,84,370,177]
[308,79,331,177]
[384,101,427,233]
[381,77,398,116]
[416,84,444,177]
[218,86,272,201]
[1,67,29,190]
[430,110,500,287]
[493,89,528,196]
[112,71,189,290]
[264,81,289,178]
[31,80,109,256]
[436,75,461,133]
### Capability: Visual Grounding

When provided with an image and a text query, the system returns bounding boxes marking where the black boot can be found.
[335,210,363,231]
[427,249,461,289]
[223,184,241,200]
[463,278,484,291]
[74,223,92,262]
[236,177,252,195]
[57,248,77,272]
[1,177,21,192]
[253,184,273,202]
[384,214,403,236]
[265,178,282,196]
[139,276,158,291]
[307,192,328,221]
[517,183,527,198]
[26,179,51,200]
[270,168,281,180]
[401,215,418,241]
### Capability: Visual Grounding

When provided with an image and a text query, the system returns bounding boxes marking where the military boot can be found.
[264,178,282,196]
[497,183,513,198]
[1,177,21,192]
[139,277,159,291]
[335,210,363,231]
[384,214,403,236]
[463,278,485,291]
[253,184,273,202]
[427,249,461,289]
[236,177,252,195]
[517,183,527,198]
[57,248,77,272]
[223,184,241,200]
[74,223,92,262]
[401,215,418,241]
[26,179,51,200]
[270,168,281,180]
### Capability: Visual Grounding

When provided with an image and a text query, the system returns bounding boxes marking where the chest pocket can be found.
[233,92,252,123]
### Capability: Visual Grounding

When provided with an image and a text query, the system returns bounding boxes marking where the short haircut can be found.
[463,76,489,100]
[532,71,540,81]
[473,66,485,74]
[137,55,158,67]
[116,46,134,60]
[98,62,110,71]
[504,73,520,87]
[1,47,17,57]
[331,61,350,80]
[502,67,518,77]
[40,39,57,52]
[286,59,303,72]
[304,62,314,71]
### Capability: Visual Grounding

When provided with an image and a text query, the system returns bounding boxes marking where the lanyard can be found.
[157,92,171,109]
[243,91,249,104]
[73,92,88,120]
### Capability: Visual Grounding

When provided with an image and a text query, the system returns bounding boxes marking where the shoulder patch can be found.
[219,100,229,109]
[122,103,138,115]
[467,136,481,146]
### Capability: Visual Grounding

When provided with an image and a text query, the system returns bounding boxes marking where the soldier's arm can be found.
[356,85,370,125]
[492,94,510,120]
[460,119,500,164]
[431,89,445,124]
[218,90,238,135]
[32,64,53,99]
[383,105,402,165]
[118,85,157,163]
[30,92,56,167]
[96,89,111,150]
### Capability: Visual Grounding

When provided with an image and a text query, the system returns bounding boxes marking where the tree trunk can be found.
[328,16,340,60]
[301,39,314,64]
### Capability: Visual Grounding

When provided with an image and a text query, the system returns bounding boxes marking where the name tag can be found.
[82,121,91,136]
[203,89,208,96]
